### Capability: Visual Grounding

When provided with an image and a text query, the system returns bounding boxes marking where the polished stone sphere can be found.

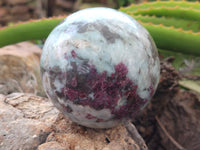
[40,7,160,128]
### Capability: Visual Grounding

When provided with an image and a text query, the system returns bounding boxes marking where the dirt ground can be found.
[134,58,200,150]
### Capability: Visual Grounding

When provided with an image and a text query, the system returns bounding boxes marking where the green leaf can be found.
[179,79,200,94]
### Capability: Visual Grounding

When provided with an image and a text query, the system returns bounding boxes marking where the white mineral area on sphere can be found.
[40,7,160,128]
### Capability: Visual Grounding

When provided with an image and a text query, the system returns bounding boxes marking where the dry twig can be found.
[155,116,187,150]
[124,120,148,150]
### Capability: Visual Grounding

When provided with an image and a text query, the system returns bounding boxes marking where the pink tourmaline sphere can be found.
[40,7,160,128]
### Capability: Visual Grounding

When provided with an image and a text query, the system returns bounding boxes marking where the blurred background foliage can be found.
[1,0,198,26]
